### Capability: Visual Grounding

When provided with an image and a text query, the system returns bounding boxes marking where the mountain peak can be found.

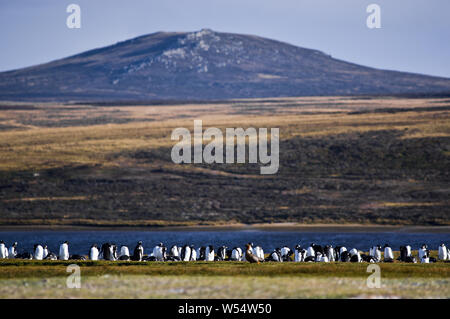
[0,30,449,102]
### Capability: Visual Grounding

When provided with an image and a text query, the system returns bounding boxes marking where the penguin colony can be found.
[1,240,449,264]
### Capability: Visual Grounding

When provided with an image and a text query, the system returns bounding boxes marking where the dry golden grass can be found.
[1,275,449,298]
[0,97,448,172]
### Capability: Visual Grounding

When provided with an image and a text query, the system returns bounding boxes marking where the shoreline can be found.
[0,223,449,233]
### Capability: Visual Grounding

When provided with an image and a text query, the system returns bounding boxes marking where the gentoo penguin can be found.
[334,246,342,261]
[383,244,394,262]
[131,241,144,261]
[230,247,242,261]
[8,242,17,259]
[119,245,130,258]
[406,245,412,257]
[198,247,206,261]
[315,252,323,262]
[34,244,44,260]
[205,245,215,261]
[216,246,227,261]
[268,248,282,262]
[280,246,292,262]
[189,245,197,261]
[361,254,376,263]
[340,250,351,262]
[181,245,191,261]
[306,245,315,258]
[253,246,264,260]
[245,244,261,263]
[69,254,86,260]
[349,248,361,262]
[373,245,381,262]
[311,243,324,255]
[43,245,49,259]
[349,248,358,257]
[90,244,99,260]
[45,252,58,260]
[169,245,179,259]
[438,243,448,261]
[110,244,118,261]
[16,252,32,259]
[317,252,329,262]
[59,241,69,260]
[152,243,165,261]
[324,245,335,262]
[100,243,112,260]
[418,244,427,260]
[294,245,305,262]
[337,246,347,261]
[0,241,8,259]
[421,247,430,263]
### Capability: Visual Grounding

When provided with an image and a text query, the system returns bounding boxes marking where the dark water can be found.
[0,230,449,256]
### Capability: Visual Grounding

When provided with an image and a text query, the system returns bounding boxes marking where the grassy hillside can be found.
[0,96,448,226]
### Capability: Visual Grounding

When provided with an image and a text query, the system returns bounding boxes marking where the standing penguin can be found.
[90,244,99,260]
[438,243,448,261]
[59,241,69,260]
[418,244,428,260]
[230,247,242,261]
[152,243,165,261]
[216,246,227,261]
[34,244,44,260]
[100,243,112,260]
[110,244,118,261]
[325,245,335,262]
[253,246,264,260]
[205,245,215,261]
[181,245,191,261]
[0,241,8,259]
[42,245,49,259]
[315,251,323,262]
[280,246,292,262]
[405,245,412,258]
[306,244,315,258]
[8,242,17,259]
[294,245,305,262]
[169,245,179,259]
[190,245,197,261]
[383,244,394,262]
[421,248,430,263]
[373,245,381,262]
[131,241,144,261]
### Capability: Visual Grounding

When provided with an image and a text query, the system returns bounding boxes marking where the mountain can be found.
[1,29,450,102]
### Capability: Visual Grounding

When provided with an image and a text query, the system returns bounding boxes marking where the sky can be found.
[1,0,449,77]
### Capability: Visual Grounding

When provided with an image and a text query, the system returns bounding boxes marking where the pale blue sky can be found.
[1,0,449,77]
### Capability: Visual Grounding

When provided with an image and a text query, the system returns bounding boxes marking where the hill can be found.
[1,29,450,101]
